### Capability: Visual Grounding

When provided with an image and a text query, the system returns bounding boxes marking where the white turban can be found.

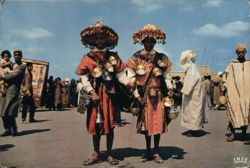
[179,50,196,71]
[236,43,246,51]
[217,71,223,76]
[180,50,196,65]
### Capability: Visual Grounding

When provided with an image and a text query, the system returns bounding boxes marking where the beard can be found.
[237,56,246,63]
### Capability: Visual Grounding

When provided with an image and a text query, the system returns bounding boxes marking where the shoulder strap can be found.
[153,52,169,97]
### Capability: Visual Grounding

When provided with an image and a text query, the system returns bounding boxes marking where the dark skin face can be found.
[94,33,106,50]
[236,49,247,63]
[142,37,156,52]
[14,52,22,64]
[27,65,33,71]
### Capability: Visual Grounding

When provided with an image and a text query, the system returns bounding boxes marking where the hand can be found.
[90,91,100,102]
[168,89,174,97]
[5,61,12,66]
[136,96,144,105]
[127,82,136,90]
[107,86,116,94]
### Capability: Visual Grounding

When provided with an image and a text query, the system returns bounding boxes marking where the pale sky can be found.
[0,0,249,79]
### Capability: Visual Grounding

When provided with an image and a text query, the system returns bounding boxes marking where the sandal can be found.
[140,153,152,162]
[227,133,235,142]
[153,154,164,164]
[106,156,119,165]
[83,154,100,166]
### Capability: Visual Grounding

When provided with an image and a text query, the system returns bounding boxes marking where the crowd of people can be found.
[0,21,249,166]
[44,76,80,111]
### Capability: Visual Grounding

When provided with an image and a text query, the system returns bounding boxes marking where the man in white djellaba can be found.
[224,43,250,142]
[179,50,207,137]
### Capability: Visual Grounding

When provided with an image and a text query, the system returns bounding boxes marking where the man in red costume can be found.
[75,21,130,166]
[127,24,173,163]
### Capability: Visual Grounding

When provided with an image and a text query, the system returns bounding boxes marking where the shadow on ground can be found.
[182,130,211,137]
[225,133,250,141]
[0,144,15,152]
[100,146,186,161]
[22,119,52,124]
[17,128,51,136]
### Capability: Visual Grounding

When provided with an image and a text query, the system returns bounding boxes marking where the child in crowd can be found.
[0,50,13,96]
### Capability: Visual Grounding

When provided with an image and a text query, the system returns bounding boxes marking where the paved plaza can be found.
[0,108,249,168]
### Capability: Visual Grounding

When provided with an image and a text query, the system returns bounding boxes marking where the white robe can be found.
[181,63,206,130]
[224,60,250,128]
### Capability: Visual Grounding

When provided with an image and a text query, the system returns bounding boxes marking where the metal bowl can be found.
[162,97,174,107]
[102,71,113,81]
[104,62,114,72]
[168,110,179,120]
[157,60,166,67]
[109,56,118,65]
[136,64,146,75]
[130,107,140,115]
[153,67,163,77]
[91,66,102,78]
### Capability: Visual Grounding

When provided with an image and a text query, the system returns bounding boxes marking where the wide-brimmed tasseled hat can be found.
[80,21,119,49]
[133,24,166,44]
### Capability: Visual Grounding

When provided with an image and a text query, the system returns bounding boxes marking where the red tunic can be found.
[76,50,125,135]
[127,51,172,135]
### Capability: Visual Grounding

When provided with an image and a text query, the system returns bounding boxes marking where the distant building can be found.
[170,65,217,81]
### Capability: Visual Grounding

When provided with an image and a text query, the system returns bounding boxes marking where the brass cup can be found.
[102,71,113,81]
[168,109,179,120]
[153,67,163,77]
[91,66,102,78]
[157,60,166,67]
[136,64,146,75]
[130,107,140,115]
[162,97,174,107]
[130,100,140,115]
[109,56,118,65]
[104,62,114,72]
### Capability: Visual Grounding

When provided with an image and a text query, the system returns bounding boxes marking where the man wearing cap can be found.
[179,50,207,137]
[224,43,250,142]
[21,62,36,123]
[75,21,131,166]
[127,24,173,163]
[0,49,26,136]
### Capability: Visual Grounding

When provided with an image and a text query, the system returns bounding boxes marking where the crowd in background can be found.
[42,73,227,113]
[44,76,81,111]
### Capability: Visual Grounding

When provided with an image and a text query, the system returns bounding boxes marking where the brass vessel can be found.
[91,66,102,78]
[104,62,114,72]
[157,60,166,67]
[130,101,140,115]
[136,64,146,75]
[153,67,163,77]
[168,109,179,120]
[102,71,113,81]
[162,96,174,107]
[109,56,118,65]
